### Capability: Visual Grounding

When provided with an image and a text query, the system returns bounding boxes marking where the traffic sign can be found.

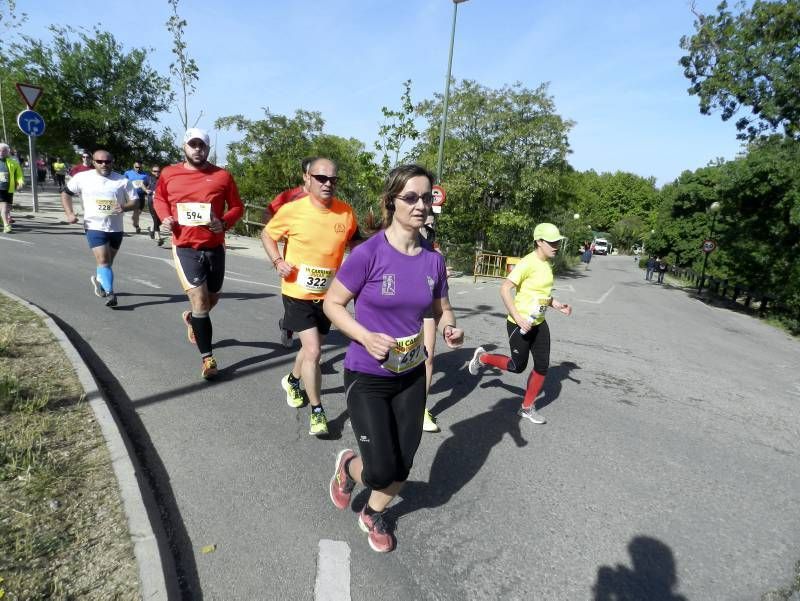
[17,110,46,137]
[15,83,43,109]
[432,185,446,206]
[702,239,717,254]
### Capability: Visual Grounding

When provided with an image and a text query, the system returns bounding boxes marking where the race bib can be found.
[0,173,8,183]
[530,297,551,324]
[382,331,426,374]
[177,202,211,226]
[298,264,335,293]
[87,197,116,217]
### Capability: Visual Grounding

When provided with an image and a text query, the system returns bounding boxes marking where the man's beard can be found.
[184,151,208,168]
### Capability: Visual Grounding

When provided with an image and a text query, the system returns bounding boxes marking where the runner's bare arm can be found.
[431,297,464,348]
[60,190,78,223]
[500,278,532,331]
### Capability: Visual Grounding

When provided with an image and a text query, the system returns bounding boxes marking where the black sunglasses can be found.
[94,159,113,164]
[186,140,207,149]
[309,173,339,185]
[396,192,433,206]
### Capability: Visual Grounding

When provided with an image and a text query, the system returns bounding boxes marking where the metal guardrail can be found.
[670,266,774,315]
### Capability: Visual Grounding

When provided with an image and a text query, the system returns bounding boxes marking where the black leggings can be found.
[344,366,426,490]
[502,319,550,375]
[147,197,161,231]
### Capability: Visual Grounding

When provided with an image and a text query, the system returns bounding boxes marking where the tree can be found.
[375,79,418,172]
[216,109,382,226]
[680,0,800,140]
[411,79,574,252]
[166,0,201,131]
[3,26,176,165]
[570,170,659,234]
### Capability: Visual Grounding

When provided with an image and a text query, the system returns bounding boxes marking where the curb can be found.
[0,287,169,600]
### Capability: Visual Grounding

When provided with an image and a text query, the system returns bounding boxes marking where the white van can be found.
[593,238,610,255]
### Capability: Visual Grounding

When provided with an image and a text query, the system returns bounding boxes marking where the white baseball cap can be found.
[183,128,210,146]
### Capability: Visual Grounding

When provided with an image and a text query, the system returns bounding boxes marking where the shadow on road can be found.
[50,314,200,601]
[379,397,527,523]
[592,535,688,601]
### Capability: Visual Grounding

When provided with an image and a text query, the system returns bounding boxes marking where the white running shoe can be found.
[468,346,486,376]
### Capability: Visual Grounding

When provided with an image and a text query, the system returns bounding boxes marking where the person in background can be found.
[70,153,94,177]
[0,143,25,233]
[124,160,150,234]
[53,157,67,192]
[645,255,656,281]
[657,257,668,284]
[147,165,164,246]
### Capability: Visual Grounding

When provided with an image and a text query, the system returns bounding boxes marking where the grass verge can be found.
[0,293,139,600]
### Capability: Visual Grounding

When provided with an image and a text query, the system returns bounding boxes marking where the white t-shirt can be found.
[66,170,136,232]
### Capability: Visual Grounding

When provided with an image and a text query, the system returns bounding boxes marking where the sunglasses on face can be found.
[309,173,339,186]
[541,239,561,249]
[94,159,113,165]
[396,192,434,206]
[186,140,207,149]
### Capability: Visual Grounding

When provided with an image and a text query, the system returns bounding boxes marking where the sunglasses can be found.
[94,159,113,164]
[309,173,339,185]
[541,239,561,248]
[396,192,434,206]
[186,140,207,149]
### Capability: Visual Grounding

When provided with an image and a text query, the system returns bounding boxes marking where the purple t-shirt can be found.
[336,231,449,377]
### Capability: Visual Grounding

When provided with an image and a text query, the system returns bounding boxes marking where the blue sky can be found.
[17,0,747,187]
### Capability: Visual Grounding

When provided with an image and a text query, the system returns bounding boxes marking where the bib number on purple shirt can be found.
[382,331,425,374]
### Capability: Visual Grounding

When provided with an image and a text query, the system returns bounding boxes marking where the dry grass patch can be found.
[0,294,139,600]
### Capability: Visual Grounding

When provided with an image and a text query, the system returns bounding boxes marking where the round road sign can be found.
[702,239,717,254]
[17,109,46,137]
[431,185,446,207]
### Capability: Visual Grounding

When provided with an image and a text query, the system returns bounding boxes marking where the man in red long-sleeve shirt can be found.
[154,128,244,380]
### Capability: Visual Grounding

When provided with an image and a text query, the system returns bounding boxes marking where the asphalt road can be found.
[2,196,799,601]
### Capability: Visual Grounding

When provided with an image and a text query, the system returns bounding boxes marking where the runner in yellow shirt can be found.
[262,157,360,436]
[468,223,572,424]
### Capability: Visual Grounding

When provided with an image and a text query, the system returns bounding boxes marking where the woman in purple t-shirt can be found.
[323,164,464,553]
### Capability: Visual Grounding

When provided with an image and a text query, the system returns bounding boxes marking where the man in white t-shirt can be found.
[61,149,137,308]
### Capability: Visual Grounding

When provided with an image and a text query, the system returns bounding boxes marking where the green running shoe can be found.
[281,374,305,408]
[309,409,329,437]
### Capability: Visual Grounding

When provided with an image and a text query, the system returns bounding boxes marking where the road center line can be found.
[128,278,161,289]
[315,539,351,601]
[127,252,174,266]
[225,276,280,289]
[577,285,615,304]
[0,236,33,245]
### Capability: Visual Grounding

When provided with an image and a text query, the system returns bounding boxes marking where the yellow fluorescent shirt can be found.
[506,251,554,326]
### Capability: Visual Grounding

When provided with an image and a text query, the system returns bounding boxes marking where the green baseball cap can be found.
[533,222,564,242]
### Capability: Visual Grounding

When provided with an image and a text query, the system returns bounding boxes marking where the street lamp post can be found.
[435,0,469,184]
[697,201,721,294]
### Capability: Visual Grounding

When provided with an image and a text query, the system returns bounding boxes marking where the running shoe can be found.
[518,407,546,424]
[309,409,329,436]
[468,346,486,375]
[182,310,196,344]
[148,226,154,239]
[3,224,11,233]
[90,275,106,298]
[281,374,305,408]
[201,356,218,380]
[329,449,356,509]
[104,293,118,308]
[422,409,440,433]
[278,317,293,349]
[157,237,164,247]
[358,508,393,553]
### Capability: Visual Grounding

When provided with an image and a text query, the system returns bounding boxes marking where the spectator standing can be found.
[53,157,67,191]
[645,256,656,281]
[657,257,668,284]
[0,143,25,233]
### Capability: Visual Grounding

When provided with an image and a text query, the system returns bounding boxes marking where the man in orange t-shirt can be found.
[262,157,360,437]
[154,128,244,380]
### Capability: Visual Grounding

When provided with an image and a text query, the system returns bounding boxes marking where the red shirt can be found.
[154,162,244,250]
[268,186,307,215]
[69,164,93,177]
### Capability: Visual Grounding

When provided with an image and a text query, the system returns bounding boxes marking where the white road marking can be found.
[129,278,161,289]
[315,539,350,601]
[577,285,615,304]
[0,236,33,245]
[226,270,249,277]
[127,252,174,266]
[457,290,469,295]
[226,276,280,289]
[553,283,575,292]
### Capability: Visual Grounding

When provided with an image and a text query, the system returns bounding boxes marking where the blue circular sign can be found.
[17,109,46,137]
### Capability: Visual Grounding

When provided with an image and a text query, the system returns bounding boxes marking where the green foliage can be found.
[375,79,419,172]
[166,0,201,131]
[215,109,382,222]
[412,80,574,249]
[652,136,800,328]
[2,26,177,165]
[570,169,659,233]
[680,0,800,140]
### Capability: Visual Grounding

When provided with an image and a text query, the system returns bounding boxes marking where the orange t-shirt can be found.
[266,196,358,300]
